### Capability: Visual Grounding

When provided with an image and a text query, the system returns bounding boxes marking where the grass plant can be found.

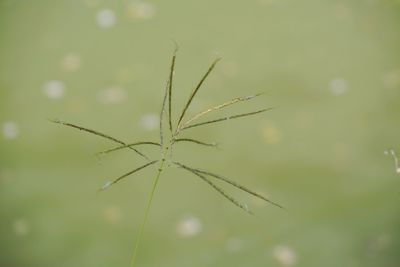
[52,48,283,267]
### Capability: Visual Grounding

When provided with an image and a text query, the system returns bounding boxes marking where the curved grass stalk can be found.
[131,152,168,267]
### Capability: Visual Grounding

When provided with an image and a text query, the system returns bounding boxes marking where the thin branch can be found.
[181,108,274,131]
[172,138,218,148]
[96,141,161,156]
[99,160,158,191]
[51,119,148,159]
[176,57,221,128]
[181,93,263,129]
[174,161,253,215]
[186,166,285,210]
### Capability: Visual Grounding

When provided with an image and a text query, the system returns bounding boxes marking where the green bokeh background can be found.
[1,0,399,266]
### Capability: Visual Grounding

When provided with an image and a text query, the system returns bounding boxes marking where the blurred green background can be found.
[1,0,399,266]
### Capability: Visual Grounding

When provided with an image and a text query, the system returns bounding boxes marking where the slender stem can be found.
[130,150,168,267]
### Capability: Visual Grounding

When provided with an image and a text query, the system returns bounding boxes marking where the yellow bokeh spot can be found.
[103,205,122,224]
[262,122,282,145]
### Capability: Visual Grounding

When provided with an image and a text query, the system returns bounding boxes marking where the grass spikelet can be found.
[159,80,169,148]
[182,165,285,210]
[174,161,253,215]
[50,119,148,159]
[99,160,158,191]
[181,93,263,129]
[168,46,178,133]
[176,57,221,128]
[181,108,274,131]
[96,141,161,156]
[172,138,218,148]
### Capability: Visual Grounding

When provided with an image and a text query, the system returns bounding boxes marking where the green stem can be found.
[130,156,167,267]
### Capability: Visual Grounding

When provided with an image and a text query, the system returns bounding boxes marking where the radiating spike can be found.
[174,161,254,215]
[181,108,274,131]
[181,93,263,129]
[172,138,218,148]
[98,161,158,191]
[51,119,148,159]
[96,141,161,156]
[176,58,221,128]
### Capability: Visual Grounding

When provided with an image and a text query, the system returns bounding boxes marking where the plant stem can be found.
[130,151,168,267]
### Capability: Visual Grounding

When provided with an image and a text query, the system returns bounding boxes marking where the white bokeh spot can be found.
[139,113,159,131]
[43,80,65,99]
[97,86,127,104]
[329,78,348,95]
[176,216,202,238]
[2,121,19,139]
[97,9,116,28]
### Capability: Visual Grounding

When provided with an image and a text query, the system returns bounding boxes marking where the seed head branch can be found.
[180,108,274,132]
[181,93,263,129]
[168,47,178,133]
[96,141,161,156]
[174,161,253,215]
[172,138,218,148]
[51,119,148,159]
[185,166,285,210]
[100,160,158,191]
[176,58,221,129]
